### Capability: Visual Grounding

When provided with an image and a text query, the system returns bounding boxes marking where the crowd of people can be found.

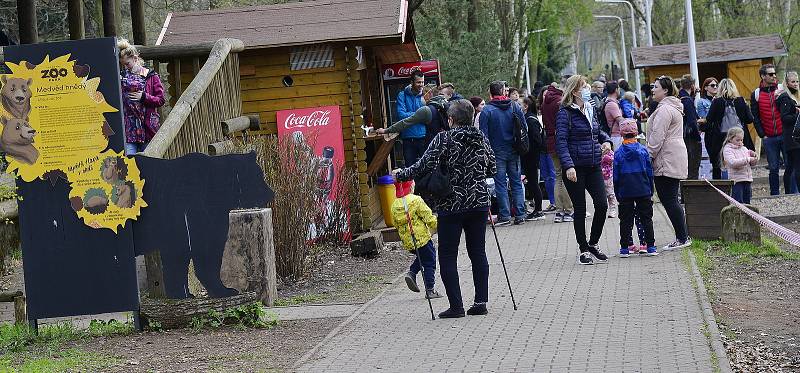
[385,64,800,318]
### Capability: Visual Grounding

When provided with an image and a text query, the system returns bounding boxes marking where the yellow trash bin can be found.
[376,175,396,227]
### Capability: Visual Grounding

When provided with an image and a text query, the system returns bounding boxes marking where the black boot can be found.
[438,307,465,318]
[466,303,488,315]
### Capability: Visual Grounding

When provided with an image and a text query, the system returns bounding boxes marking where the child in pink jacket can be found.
[601,147,618,218]
[722,127,758,204]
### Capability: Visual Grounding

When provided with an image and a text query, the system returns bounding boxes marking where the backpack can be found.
[526,114,545,152]
[720,100,742,134]
[597,98,618,135]
[512,111,530,155]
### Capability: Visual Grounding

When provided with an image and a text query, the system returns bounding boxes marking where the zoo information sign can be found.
[1,42,146,231]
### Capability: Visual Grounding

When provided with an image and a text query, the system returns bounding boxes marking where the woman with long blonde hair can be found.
[555,75,613,265]
[118,37,165,155]
[705,78,755,180]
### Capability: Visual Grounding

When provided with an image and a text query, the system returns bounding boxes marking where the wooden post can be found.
[130,0,147,45]
[67,0,85,40]
[101,0,117,37]
[208,140,235,156]
[13,296,26,325]
[144,251,166,298]
[16,0,37,44]
[220,208,277,306]
[221,115,260,135]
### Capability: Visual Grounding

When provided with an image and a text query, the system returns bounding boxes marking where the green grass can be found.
[273,293,329,307]
[274,275,388,307]
[0,348,120,372]
[0,319,133,372]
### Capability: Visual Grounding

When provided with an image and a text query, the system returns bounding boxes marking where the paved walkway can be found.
[296,203,715,372]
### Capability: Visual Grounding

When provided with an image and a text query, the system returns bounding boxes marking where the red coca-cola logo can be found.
[397,66,422,75]
[284,110,331,130]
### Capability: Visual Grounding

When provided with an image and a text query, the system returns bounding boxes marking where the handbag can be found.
[415,135,453,199]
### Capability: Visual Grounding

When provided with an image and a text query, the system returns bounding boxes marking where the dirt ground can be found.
[705,229,800,372]
[1,239,411,372]
[74,317,343,372]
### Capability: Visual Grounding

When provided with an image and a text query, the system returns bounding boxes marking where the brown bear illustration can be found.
[101,156,127,184]
[0,116,38,165]
[0,76,32,119]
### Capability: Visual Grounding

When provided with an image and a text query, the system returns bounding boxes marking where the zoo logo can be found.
[40,67,69,80]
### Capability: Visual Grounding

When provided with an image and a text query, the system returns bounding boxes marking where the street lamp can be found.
[595,0,642,100]
[685,0,699,83]
[593,16,628,82]
[523,28,548,95]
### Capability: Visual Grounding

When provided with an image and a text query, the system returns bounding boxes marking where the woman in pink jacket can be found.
[722,127,758,203]
[647,76,690,251]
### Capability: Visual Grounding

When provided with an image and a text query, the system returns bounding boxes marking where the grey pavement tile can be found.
[295,201,715,372]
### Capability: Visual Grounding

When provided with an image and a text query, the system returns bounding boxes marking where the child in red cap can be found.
[391,180,442,299]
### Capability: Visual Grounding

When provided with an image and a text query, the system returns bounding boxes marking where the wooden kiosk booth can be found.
[157,0,425,232]
[631,34,788,99]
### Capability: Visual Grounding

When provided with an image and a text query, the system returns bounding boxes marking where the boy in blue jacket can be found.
[613,120,658,257]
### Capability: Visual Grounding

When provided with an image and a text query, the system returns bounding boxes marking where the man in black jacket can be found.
[679,75,702,179]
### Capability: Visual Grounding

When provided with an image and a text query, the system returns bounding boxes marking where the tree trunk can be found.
[467,0,478,33]
[67,0,85,40]
[16,0,37,44]
[140,292,258,329]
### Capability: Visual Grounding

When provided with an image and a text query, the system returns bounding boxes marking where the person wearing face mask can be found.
[777,71,800,192]
[555,75,613,265]
[378,83,455,147]
[117,37,165,155]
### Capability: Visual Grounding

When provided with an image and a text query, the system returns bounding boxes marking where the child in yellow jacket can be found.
[391,180,442,299]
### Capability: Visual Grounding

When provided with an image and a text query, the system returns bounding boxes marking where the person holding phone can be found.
[118,37,165,155]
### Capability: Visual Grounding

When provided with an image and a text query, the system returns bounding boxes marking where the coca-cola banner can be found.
[276,106,347,238]
[381,60,440,81]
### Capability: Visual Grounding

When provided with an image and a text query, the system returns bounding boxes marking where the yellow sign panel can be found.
[2,55,116,182]
[68,151,147,232]
[1,54,147,232]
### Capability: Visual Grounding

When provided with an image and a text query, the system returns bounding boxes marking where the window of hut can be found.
[290,44,334,70]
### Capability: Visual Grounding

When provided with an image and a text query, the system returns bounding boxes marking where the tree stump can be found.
[13,295,25,325]
[139,292,257,329]
[721,204,761,245]
[350,231,382,257]
[220,208,276,306]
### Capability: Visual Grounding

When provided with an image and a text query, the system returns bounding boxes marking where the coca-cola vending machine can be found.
[381,60,441,126]
[276,106,348,239]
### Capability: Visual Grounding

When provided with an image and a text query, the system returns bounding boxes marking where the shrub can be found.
[233,134,356,281]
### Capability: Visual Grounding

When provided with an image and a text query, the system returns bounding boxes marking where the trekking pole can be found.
[487,206,518,310]
[401,196,436,320]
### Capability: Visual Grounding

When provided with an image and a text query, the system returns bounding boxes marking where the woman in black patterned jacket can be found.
[396,99,497,318]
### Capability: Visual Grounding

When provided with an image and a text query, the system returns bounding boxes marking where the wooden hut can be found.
[631,34,788,98]
[157,0,421,232]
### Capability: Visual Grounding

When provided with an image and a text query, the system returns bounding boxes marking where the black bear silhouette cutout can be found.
[133,152,274,299]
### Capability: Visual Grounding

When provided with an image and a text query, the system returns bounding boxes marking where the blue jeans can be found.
[731,182,752,204]
[438,209,488,310]
[539,153,556,205]
[494,155,527,219]
[409,240,436,290]
[125,142,148,155]
[764,136,786,195]
[402,137,428,168]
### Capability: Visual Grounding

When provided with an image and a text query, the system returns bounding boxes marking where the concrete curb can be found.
[654,202,732,372]
[687,249,734,373]
[292,271,405,370]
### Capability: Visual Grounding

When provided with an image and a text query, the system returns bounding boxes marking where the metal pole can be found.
[685,0,699,83]
[596,0,642,102]
[645,0,654,46]
[524,51,531,95]
[594,16,628,82]
[524,29,547,96]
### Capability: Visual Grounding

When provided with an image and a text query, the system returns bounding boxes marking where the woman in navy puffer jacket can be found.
[556,75,613,265]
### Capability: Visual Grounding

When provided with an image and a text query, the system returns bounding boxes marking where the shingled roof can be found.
[156,0,410,48]
[631,34,787,68]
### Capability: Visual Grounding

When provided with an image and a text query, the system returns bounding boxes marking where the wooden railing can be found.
[139,38,244,159]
